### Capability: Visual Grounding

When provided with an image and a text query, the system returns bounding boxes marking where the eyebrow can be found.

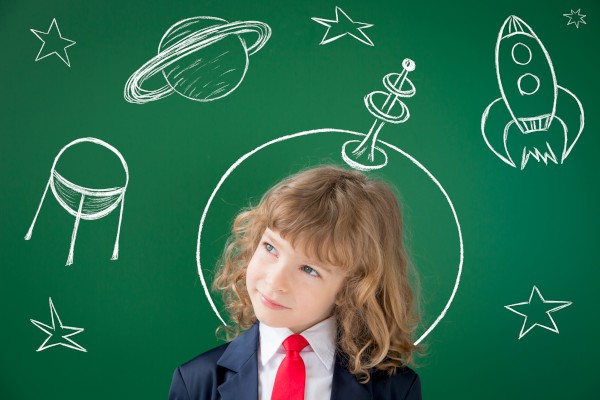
[315,263,332,273]
[262,231,282,248]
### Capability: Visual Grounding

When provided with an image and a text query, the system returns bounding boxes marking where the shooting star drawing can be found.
[481,16,584,170]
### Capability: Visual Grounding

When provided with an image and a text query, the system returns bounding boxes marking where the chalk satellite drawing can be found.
[504,286,572,339]
[124,16,271,104]
[563,9,587,29]
[30,297,86,352]
[343,59,416,171]
[25,137,128,266]
[195,62,463,346]
[481,16,584,170]
[30,18,76,67]
[312,6,374,46]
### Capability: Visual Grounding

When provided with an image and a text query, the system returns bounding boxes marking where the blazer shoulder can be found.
[169,342,231,400]
[180,342,230,372]
[370,366,421,400]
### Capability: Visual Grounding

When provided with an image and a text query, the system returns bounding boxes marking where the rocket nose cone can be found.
[500,15,535,39]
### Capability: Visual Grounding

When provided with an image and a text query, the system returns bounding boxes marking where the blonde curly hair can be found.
[212,165,420,382]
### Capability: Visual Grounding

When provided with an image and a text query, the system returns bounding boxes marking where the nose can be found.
[264,259,290,292]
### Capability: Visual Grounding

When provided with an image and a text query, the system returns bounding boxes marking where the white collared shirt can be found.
[258,316,337,400]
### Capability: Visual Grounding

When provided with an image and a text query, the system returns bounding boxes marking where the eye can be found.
[264,242,277,255]
[301,265,320,278]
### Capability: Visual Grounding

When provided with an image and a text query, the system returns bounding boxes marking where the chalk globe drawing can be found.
[124,16,271,104]
[196,129,463,345]
[25,137,128,266]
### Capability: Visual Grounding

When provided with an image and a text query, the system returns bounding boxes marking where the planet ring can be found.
[124,20,271,104]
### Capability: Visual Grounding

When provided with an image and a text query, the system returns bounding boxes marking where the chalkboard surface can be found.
[1,0,598,398]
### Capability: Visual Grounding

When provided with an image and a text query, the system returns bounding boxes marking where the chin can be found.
[254,311,288,328]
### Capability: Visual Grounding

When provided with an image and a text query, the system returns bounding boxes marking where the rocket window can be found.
[517,73,540,95]
[511,43,532,65]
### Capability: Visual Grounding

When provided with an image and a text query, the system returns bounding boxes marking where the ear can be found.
[334,289,345,306]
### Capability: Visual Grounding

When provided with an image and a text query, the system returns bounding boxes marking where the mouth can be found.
[259,293,289,310]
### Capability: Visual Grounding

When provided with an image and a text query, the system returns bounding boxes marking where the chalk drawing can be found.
[124,16,271,104]
[312,6,374,46]
[481,16,584,170]
[504,286,572,339]
[24,138,128,266]
[30,18,76,67]
[196,128,463,346]
[563,9,587,29]
[342,59,416,171]
[30,297,86,352]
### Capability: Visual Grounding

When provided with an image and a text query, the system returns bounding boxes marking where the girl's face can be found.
[246,228,346,333]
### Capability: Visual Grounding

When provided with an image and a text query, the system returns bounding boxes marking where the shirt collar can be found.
[258,316,337,370]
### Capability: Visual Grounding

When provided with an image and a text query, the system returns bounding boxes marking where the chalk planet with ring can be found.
[124,16,271,104]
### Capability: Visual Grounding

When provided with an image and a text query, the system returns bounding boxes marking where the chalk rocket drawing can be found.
[195,60,463,346]
[312,6,374,46]
[124,16,271,104]
[25,137,128,266]
[342,59,416,171]
[31,297,86,352]
[505,286,572,339]
[481,16,584,170]
[30,18,76,67]
[563,9,587,29]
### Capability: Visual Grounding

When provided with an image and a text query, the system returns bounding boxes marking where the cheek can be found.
[245,255,261,287]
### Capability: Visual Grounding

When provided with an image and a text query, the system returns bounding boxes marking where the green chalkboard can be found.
[1,0,598,398]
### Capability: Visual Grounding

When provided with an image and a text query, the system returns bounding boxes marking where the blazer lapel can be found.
[330,353,371,400]
[216,324,259,400]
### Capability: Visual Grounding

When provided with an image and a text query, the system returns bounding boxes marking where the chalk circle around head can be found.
[25,137,129,266]
[196,129,463,346]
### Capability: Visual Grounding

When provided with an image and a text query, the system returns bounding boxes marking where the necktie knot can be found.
[272,334,309,400]
[282,334,309,355]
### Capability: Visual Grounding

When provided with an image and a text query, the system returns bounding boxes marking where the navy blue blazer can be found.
[169,323,421,400]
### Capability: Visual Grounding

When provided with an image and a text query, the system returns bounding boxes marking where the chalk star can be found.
[504,286,572,339]
[30,297,87,352]
[563,9,587,29]
[30,18,76,67]
[312,7,374,46]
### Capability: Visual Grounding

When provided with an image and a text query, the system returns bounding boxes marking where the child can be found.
[170,165,421,400]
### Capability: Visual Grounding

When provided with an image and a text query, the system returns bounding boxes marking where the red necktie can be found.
[271,334,310,400]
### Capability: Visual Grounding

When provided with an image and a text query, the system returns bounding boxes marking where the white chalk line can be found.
[25,137,128,265]
[196,129,463,345]
[311,6,374,46]
[30,297,87,352]
[504,285,572,339]
[482,16,584,168]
